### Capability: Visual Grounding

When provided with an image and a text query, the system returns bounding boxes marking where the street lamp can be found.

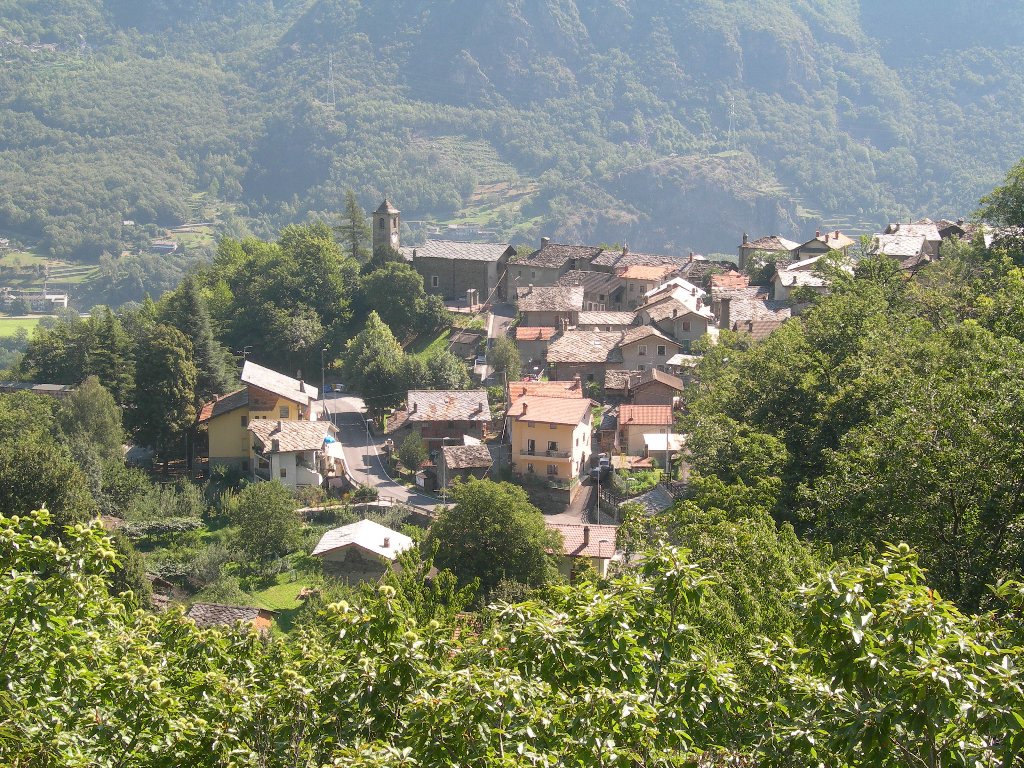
[320,346,329,419]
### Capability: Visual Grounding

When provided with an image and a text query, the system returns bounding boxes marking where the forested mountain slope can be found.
[2,0,1023,261]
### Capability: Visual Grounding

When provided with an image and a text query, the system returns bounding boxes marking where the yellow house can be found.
[508,395,592,498]
[199,361,319,472]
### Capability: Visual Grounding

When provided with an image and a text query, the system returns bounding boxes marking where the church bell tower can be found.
[372,199,400,253]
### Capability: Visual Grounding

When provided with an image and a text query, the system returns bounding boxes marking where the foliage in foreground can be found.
[1,508,1022,767]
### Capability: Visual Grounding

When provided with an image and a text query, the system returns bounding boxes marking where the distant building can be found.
[312,519,413,583]
[405,240,514,303]
[185,602,277,633]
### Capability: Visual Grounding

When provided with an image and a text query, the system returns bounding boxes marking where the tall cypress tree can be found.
[161,276,232,404]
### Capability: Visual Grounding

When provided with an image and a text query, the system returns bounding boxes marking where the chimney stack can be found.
[412,247,417,259]
[271,438,280,452]
[583,526,591,546]
[411,401,417,413]
[815,230,821,238]
[573,374,581,389]
[719,296,731,331]
[742,232,748,245]
[688,251,694,263]
[622,244,629,256]
[541,236,550,248]
[522,402,528,416]
[528,283,534,294]
[383,537,390,549]
[834,229,840,240]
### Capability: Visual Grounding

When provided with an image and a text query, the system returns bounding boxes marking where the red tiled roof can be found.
[546,523,620,559]
[515,326,557,341]
[710,270,749,289]
[617,264,677,281]
[198,388,248,423]
[508,395,592,425]
[618,404,673,427]
[509,379,585,405]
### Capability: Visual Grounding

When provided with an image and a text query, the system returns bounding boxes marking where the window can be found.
[528,421,535,428]
[546,464,558,476]
[657,345,666,356]
[527,463,535,474]
[279,467,287,478]
[682,320,691,331]
[279,406,289,418]
[549,423,557,430]
[629,284,635,293]
[379,219,385,230]
[530,270,536,279]
[587,302,593,310]
[586,373,594,382]
[598,294,605,301]
[547,441,558,452]
[638,344,647,356]
[240,415,248,427]
[431,275,439,287]
[638,364,646,371]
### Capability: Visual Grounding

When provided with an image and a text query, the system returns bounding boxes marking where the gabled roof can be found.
[619,325,680,348]
[577,311,636,327]
[591,249,691,270]
[546,331,624,364]
[407,390,490,422]
[517,243,603,269]
[509,378,585,405]
[732,318,787,341]
[508,395,592,425]
[777,270,827,289]
[801,230,855,251]
[621,484,675,515]
[871,233,926,258]
[241,360,317,404]
[516,285,584,313]
[604,369,635,392]
[642,296,713,324]
[186,602,274,628]
[405,240,512,262]
[249,419,336,452]
[198,388,248,423]
[556,269,620,294]
[619,404,673,427]
[645,277,706,300]
[617,264,678,281]
[710,270,749,289]
[515,326,558,342]
[741,234,800,253]
[441,444,493,470]
[633,368,684,392]
[546,522,620,560]
[885,222,941,243]
[311,519,413,560]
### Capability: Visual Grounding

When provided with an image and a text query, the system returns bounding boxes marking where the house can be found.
[516,285,583,328]
[644,277,706,303]
[199,360,319,472]
[511,240,603,287]
[0,381,76,399]
[508,395,593,501]
[710,270,749,291]
[603,370,635,402]
[508,377,587,404]
[636,288,714,351]
[311,519,413,582]
[871,233,930,272]
[248,419,342,488]
[717,295,791,340]
[617,264,680,309]
[772,255,832,301]
[589,246,690,274]
[617,325,682,372]
[556,270,625,311]
[545,522,621,579]
[545,330,624,383]
[405,239,514,303]
[737,233,800,270]
[643,432,686,469]
[438,444,493,486]
[792,230,855,261]
[617,404,673,456]
[405,389,491,446]
[449,328,487,360]
[629,369,684,406]
[884,221,942,260]
[185,602,277,632]
[575,311,636,332]
[514,325,558,369]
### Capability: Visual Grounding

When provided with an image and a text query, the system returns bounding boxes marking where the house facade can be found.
[545,330,624,383]
[405,389,491,447]
[617,404,673,456]
[516,285,583,328]
[248,419,342,489]
[545,522,621,579]
[312,519,413,583]
[406,239,514,303]
[617,326,682,372]
[508,395,593,501]
[511,241,603,287]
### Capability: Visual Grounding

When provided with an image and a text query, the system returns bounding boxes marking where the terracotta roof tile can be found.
[618,404,673,426]
[509,379,585,404]
[617,264,678,281]
[515,326,557,341]
[508,395,592,425]
[710,270,749,289]
[546,523,620,559]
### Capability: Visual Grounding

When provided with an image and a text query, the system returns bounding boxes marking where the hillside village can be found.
[2,194,1007,630]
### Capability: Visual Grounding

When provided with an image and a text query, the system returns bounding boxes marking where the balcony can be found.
[519,448,571,459]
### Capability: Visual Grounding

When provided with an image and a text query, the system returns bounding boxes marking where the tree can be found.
[358,262,430,339]
[335,190,372,264]
[57,375,124,466]
[486,336,521,380]
[426,479,559,593]
[342,311,404,395]
[160,275,232,404]
[978,156,1024,227]
[229,481,301,564]
[129,324,197,464]
[0,438,97,532]
[397,432,427,471]
[426,348,470,390]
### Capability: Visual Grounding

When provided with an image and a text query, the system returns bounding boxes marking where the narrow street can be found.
[321,393,441,512]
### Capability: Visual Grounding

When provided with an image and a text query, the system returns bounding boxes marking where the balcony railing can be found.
[519,448,571,459]
[546,476,579,490]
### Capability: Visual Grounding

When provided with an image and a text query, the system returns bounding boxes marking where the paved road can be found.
[321,394,442,512]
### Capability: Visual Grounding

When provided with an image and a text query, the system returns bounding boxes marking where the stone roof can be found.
[186,602,272,628]
[450,328,486,345]
[311,519,412,560]
[516,285,584,313]
[617,264,678,281]
[546,522,620,560]
[517,243,603,269]
[441,444,494,470]
[546,331,624,365]
[508,395,592,425]
[405,239,512,262]
[198,388,248,423]
[726,299,792,327]
[508,378,585,404]
[885,222,941,242]
[375,198,400,214]
[643,296,713,323]
[241,360,317,404]
[577,311,636,328]
[872,233,926,258]
[515,326,558,341]
[591,249,690,270]
[618,404,673,427]
[249,419,336,453]
[407,390,490,422]
[620,325,679,348]
[732,318,787,341]
[604,370,635,392]
[776,270,827,289]
[741,234,800,253]
[633,368,684,392]
[556,269,620,294]
[644,277,706,300]
[621,484,675,515]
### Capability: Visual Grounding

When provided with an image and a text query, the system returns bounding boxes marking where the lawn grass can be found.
[408,327,451,359]
[0,251,48,267]
[0,316,47,337]
[247,573,315,633]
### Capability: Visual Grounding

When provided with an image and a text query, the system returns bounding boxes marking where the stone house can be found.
[514,325,558,369]
[438,444,493,487]
[617,264,680,309]
[404,389,491,448]
[516,285,583,328]
[312,519,413,583]
[636,288,714,352]
[186,603,277,633]
[737,233,800,270]
[511,240,603,287]
[629,369,684,406]
[792,230,855,261]
[617,326,682,372]
[545,330,624,383]
[555,269,625,311]
[406,240,514,303]
[575,311,636,332]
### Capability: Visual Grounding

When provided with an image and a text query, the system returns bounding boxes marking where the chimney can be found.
[583,526,591,546]
[815,230,821,238]
[573,374,581,389]
[383,537,390,549]
[541,236,550,248]
[719,296,731,331]
[622,244,629,256]
[412,247,417,259]
[834,229,840,240]
[411,401,417,413]
[528,283,534,294]
[299,380,306,392]
[271,438,280,452]
[522,402,528,416]
[696,297,703,309]
[277,420,283,431]
[742,232,748,245]
[691,287,696,296]
[672,308,678,318]
[688,251,694,263]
